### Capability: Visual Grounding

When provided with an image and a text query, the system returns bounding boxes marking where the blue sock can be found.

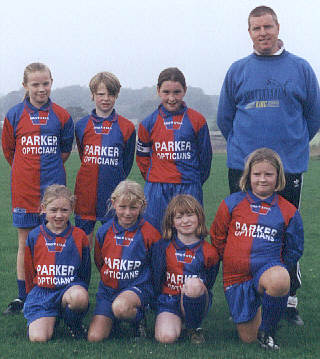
[17,280,26,302]
[259,292,288,333]
[182,293,207,329]
[134,306,144,324]
[62,305,88,328]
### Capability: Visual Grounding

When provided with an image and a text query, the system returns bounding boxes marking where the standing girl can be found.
[24,185,91,341]
[136,67,212,231]
[2,63,74,314]
[210,148,304,350]
[74,72,136,248]
[87,180,161,342]
[153,194,219,344]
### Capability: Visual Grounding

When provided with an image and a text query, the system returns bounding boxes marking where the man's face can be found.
[248,13,280,55]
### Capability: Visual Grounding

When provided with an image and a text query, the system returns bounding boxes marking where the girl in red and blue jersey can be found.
[136,67,212,231]
[152,194,219,344]
[24,185,91,341]
[2,63,74,314]
[210,148,304,350]
[74,72,136,248]
[88,180,161,342]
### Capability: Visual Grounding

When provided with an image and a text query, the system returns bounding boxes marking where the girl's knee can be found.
[65,286,89,310]
[260,266,290,296]
[182,278,206,297]
[29,330,53,342]
[155,329,179,344]
[87,330,105,342]
[112,298,136,319]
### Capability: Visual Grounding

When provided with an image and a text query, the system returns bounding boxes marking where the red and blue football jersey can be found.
[2,98,74,214]
[94,216,161,290]
[24,222,91,293]
[136,103,212,184]
[74,110,136,221]
[152,236,219,296]
[210,191,304,289]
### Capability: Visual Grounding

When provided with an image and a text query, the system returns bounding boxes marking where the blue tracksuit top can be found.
[217,50,320,173]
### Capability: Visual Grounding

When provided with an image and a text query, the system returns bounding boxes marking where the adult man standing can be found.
[217,5,320,327]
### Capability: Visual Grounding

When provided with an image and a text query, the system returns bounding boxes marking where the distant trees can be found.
[0,85,219,125]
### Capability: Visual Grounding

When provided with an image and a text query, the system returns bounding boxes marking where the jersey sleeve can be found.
[210,200,231,258]
[150,239,168,300]
[303,62,320,140]
[1,117,16,166]
[94,229,105,272]
[60,115,74,154]
[203,243,220,290]
[217,69,236,140]
[136,122,152,179]
[78,234,91,288]
[197,121,212,184]
[122,125,136,177]
[282,210,304,270]
[24,235,37,293]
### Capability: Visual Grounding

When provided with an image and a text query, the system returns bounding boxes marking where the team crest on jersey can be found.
[115,233,134,247]
[29,112,49,125]
[44,236,67,252]
[175,250,195,264]
[250,203,271,215]
[94,124,112,135]
[163,115,183,130]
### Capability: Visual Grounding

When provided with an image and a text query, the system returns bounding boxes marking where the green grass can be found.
[0,153,319,358]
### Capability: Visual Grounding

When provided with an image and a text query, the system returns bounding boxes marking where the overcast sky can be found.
[1,0,319,96]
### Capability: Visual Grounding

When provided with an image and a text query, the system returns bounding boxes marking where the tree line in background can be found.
[0,85,219,129]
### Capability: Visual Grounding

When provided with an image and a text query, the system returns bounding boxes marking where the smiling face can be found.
[93,82,117,118]
[173,211,199,243]
[250,160,278,199]
[113,197,142,229]
[157,80,186,112]
[42,197,72,234]
[23,70,52,108]
[248,13,280,55]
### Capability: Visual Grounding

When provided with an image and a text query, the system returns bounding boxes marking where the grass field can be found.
[0,153,319,359]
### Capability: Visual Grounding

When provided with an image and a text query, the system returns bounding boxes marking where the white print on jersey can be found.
[103,258,142,280]
[166,272,198,291]
[21,135,57,146]
[36,264,75,276]
[84,145,119,157]
[83,156,118,165]
[154,140,192,161]
[234,221,278,242]
[38,276,75,286]
[154,141,191,152]
[21,135,58,155]
[104,257,141,271]
[83,145,120,166]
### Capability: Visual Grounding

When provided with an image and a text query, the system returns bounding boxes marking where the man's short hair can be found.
[248,6,278,29]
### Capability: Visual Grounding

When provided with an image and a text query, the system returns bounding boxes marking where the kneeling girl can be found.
[88,180,161,342]
[24,185,91,341]
[153,194,219,344]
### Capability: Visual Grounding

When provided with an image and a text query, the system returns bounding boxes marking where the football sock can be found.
[62,305,88,327]
[134,306,144,324]
[182,293,207,329]
[17,279,27,302]
[259,292,288,333]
